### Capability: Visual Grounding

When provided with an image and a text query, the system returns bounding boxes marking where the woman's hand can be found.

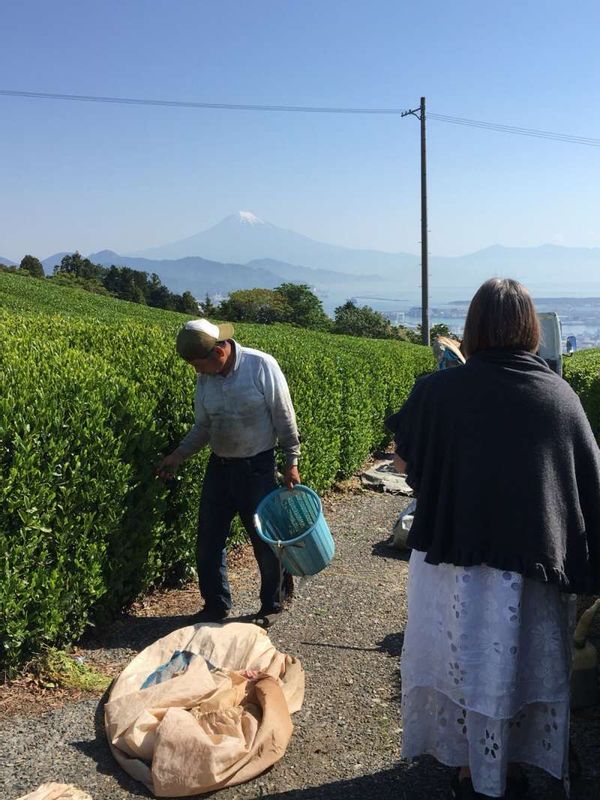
[393,453,407,475]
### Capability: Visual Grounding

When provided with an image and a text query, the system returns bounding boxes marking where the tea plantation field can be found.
[0,272,434,671]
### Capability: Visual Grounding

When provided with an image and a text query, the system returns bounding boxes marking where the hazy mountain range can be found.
[129,211,419,278]
[128,211,600,289]
[39,249,379,299]
[8,211,600,305]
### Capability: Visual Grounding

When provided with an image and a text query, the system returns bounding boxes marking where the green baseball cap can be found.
[176,319,235,361]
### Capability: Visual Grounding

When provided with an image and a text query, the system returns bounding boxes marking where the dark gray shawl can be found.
[386,349,600,594]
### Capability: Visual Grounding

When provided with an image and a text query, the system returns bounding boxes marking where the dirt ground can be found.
[2,483,600,800]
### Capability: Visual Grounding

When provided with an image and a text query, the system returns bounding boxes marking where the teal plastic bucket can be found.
[254,485,335,576]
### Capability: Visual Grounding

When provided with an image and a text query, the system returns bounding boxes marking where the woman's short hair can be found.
[462,278,541,357]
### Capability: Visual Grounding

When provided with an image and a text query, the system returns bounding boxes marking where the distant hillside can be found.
[451,244,600,285]
[42,252,73,272]
[85,249,382,300]
[247,258,378,287]
[0,257,16,267]
[88,250,283,295]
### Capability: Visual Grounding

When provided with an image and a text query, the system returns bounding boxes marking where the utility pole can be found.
[402,96,429,346]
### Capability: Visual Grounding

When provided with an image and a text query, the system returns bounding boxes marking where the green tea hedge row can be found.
[0,269,186,326]
[564,349,600,440]
[0,306,433,672]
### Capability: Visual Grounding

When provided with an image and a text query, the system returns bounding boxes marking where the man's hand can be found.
[157,450,185,480]
[284,465,301,490]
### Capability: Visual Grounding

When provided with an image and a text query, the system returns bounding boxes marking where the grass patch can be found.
[31,647,112,692]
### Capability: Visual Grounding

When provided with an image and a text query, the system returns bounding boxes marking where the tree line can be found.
[1,254,453,342]
[214,286,453,342]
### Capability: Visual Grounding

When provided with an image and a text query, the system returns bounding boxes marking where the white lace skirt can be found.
[401,550,575,798]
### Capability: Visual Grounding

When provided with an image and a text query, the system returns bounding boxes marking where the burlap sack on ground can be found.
[16,785,92,800]
[105,622,304,797]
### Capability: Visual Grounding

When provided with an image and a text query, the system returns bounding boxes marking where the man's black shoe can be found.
[253,607,283,629]
[193,607,230,623]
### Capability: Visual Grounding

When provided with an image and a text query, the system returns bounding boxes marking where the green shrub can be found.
[564,349,600,440]
[0,272,434,673]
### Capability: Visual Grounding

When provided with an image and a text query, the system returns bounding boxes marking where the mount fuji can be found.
[26,212,600,304]
[130,211,420,280]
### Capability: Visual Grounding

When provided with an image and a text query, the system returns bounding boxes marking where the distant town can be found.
[384,296,600,350]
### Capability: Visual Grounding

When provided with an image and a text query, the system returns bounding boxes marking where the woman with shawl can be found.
[388,278,600,799]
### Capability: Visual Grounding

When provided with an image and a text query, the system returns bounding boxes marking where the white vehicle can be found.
[537,311,563,377]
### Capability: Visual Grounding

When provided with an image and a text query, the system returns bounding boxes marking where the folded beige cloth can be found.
[105,622,304,797]
[16,785,92,800]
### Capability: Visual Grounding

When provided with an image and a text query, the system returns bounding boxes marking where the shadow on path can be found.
[371,538,411,562]
[377,631,404,703]
[71,688,152,797]
[260,759,450,800]
[75,709,452,800]
[81,612,255,655]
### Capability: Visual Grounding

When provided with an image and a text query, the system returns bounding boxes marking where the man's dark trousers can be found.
[197,449,291,614]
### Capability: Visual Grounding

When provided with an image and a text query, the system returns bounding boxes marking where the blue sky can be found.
[1,0,600,261]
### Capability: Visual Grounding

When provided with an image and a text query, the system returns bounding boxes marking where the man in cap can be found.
[158,318,300,625]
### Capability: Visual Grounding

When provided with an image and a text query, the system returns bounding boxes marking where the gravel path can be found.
[2,489,600,800]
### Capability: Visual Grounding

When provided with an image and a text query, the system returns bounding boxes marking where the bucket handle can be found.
[253,514,306,549]
[254,514,283,547]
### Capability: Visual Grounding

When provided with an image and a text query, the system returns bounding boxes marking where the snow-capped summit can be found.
[237,211,264,225]
[129,211,417,276]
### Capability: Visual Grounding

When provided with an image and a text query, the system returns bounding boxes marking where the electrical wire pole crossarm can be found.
[402,97,430,347]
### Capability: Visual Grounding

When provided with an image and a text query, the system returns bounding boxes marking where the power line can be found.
[429,113,600,147]
[2,88,599,147]
[0,89,406,115]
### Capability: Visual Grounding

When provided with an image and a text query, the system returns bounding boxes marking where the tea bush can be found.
[563,349,600,440]
[0,273,433,672]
